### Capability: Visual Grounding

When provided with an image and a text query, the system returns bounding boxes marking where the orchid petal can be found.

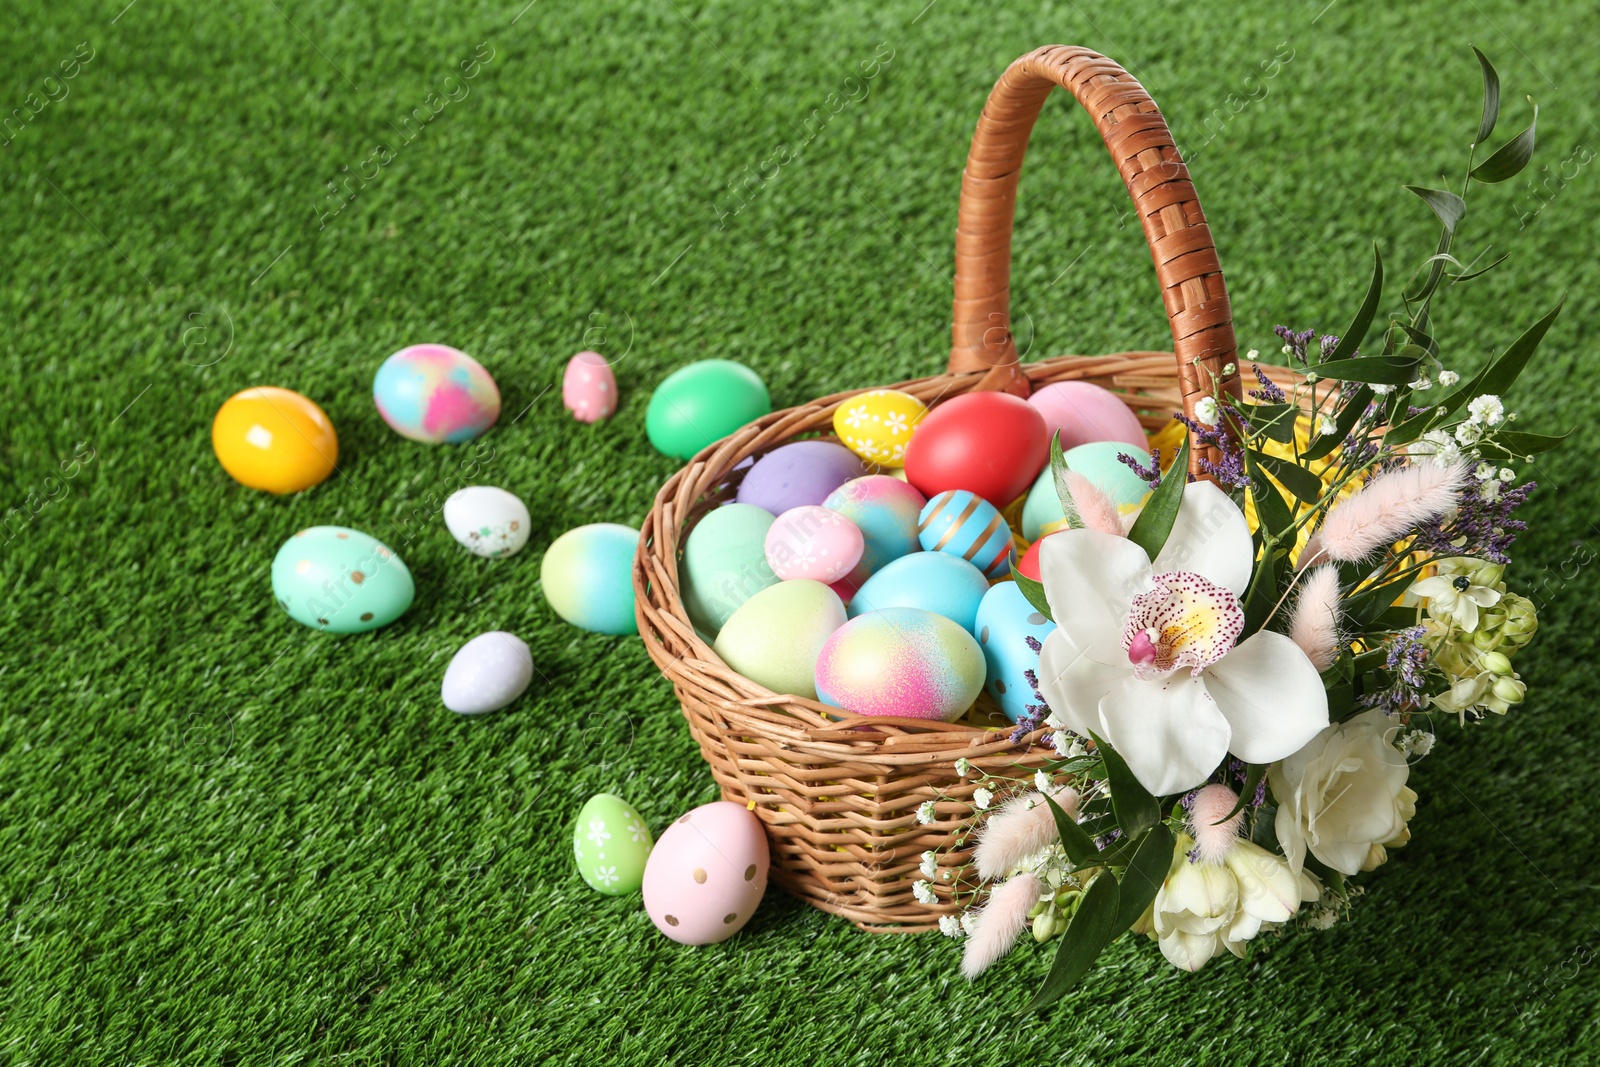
[1039,529,1152,664]
[1097,675,1232,797]
[1151,481,1255,596]
[1037,630,1128,739]
[1202,631,1330,764]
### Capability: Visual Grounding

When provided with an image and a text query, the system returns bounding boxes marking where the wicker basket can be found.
[635,45,1279,933]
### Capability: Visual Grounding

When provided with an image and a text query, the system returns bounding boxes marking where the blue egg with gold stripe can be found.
[917,489,1015,579]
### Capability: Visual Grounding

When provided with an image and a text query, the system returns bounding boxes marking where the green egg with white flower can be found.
[573,793,654,895]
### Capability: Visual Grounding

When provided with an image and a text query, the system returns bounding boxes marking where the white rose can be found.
[1269,709,1418,877]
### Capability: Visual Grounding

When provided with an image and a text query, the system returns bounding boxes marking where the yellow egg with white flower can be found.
[832,389,927,468]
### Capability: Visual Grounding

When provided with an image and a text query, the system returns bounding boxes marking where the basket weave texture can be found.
[634,45,1280,932]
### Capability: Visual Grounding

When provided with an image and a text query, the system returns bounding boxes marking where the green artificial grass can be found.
[3,0,1599,1062]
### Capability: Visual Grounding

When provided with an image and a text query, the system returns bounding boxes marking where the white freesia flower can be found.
[1269,709,1418,876]
[1411,571,1503,632]
[1147,833,1314,971]
[1035,482,1330,796]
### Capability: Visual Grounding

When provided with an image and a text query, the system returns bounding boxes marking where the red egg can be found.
[904,392,1048,508]
[1016,531,1065,581]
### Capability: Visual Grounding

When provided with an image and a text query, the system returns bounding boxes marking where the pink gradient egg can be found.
[763,506,864,582]
[815,607,986,721]
[563,350,617,423]
[643,801,770,946]
[1026,381,1148,452]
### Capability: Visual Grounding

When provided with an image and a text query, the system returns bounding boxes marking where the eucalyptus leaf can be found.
[1403,229,1454,306]
[1473,46,1500,144]
[1304,383,1373,461]
[1470,101,1538,183]
[1089,731,1160,838]
[1306,355,1420,385]
[1452,249,1509,282]
[1251,451,1325,505]
[1322,244,1382,363]
[1026,872,1122,1011]
[1125,437,1191,562]
[1476,428,1572,461]
[1113,824,1175,932]
[1043,793,1100,869]
[1012,567,1054,622]
[1404,185,1466,232]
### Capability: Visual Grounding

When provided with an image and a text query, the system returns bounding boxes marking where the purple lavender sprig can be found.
[1248,364,1288,404]
[1413,479,1536,564]
[1176,411,1251,490]
[1359,626,1430,714]
[1117,448,1163,491]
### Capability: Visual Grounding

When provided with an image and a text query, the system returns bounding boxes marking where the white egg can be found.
[441,631,534,714]
[443,486,531,559]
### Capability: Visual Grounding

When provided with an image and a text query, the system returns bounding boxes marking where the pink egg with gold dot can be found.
[643,801,770,946]
[764,506,864,582]
[562,350,617,423]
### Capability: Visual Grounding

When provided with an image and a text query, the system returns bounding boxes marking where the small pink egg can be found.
[1026,381,1147,452]
[643,801,770,945]
[764,506,864,582]
[562,351,617,423]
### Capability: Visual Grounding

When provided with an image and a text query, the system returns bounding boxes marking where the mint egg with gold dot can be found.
[270,526,415,634]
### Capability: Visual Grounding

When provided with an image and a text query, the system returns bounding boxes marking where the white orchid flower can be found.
[1035,482,1331,796]
[1410,571,1502,632]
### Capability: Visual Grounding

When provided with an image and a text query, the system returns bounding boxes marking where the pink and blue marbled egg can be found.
[374,343,501,444]
[821,475,927,587]
[814,607,985,722]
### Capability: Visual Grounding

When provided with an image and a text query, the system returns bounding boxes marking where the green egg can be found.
[646,360,771,459]
[270,526,415,634]
[713,579,847,699]
[1020,441,1153,539]
[680,503,779,636]
[573,793,653,895]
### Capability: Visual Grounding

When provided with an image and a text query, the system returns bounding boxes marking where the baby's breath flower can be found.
[1194,397,1220,427]
[1499,467,1515,483]
[954,757,973,778]
[1282,344,1294,356]
[1223,361,1237,376]
[1476,462,1497,482]
[916,800,937,825]
[973,787,994,810]
[1468,394,1505,425]
[912,880,938,905]
[1372,383,1395,395]
[920,850,939,879]
[1247,348,1260,360]
[938,914,964,938]
[960,910,979,934]
[1400,730,1436,758]
[1439,369,1461,387]
[1410,375,1433,391]
[1318,414,1338,435]
[1034,770,1052,792]
[1455,421,1483,446]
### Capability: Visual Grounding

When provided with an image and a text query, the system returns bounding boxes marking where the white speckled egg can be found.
[712,579,847,699]
[443,486,531,559]
[643,801,769,945]
[441,631,534,714]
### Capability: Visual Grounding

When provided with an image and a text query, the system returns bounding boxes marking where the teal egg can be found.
[270,526,415,634]
[646,360,771,459]
[849,553,990,633]
[712,579,847,699]
[1020,441,1152,540]
[541,523,641,635]
[680,503,778,636]
[973,582,1058,723]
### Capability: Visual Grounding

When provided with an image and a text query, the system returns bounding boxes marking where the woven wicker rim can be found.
[633,46,1267,931]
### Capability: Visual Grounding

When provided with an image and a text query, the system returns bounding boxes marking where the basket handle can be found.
[949,45,1241,479]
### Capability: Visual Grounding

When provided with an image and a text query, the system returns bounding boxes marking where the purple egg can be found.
[736,441,865,515]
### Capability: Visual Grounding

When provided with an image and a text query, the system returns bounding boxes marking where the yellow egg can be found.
[212,387,338,494]
[831,389,927,468]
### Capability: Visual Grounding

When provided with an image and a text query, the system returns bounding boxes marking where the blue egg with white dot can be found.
[917,489,1015,579]
[849,552,991,633]
[974,581,1058,723]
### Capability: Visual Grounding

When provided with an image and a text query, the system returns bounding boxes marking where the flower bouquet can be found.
[947,50,1565,999]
